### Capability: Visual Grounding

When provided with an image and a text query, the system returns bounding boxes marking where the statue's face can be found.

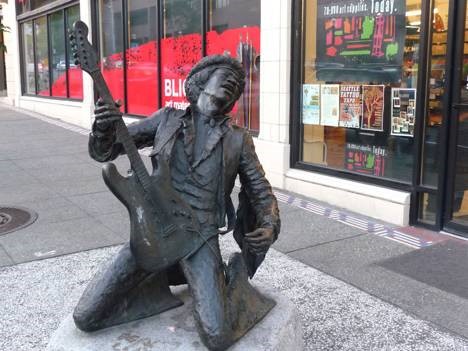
[196,68,239,117]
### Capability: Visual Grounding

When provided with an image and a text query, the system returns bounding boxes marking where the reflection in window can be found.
[35,17,50,96]
[66,5,83,99]
[300,0,421,183]
[17,0,55,15]
[50,11,67,98]
[161,0,202,109]
[207,0,261,132]
[99,0,125,109]
[126,0,159,115]
[22,21,35,94]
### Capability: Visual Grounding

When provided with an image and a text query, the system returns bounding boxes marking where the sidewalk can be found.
[1,103,467,350]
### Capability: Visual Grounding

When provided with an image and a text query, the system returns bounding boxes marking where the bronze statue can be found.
[70,21,280,350]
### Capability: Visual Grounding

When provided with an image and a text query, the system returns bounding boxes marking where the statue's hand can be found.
[244,227,274,254]
[93,98,122,132]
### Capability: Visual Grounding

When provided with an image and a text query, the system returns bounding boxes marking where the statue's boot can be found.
[74,245,183,332]
[225,252,276,343]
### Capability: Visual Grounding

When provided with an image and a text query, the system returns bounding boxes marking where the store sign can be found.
[316,0,406,83]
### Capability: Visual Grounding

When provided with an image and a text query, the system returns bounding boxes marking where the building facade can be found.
[1,0,468,238]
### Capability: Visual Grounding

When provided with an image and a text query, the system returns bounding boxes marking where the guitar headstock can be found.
[69,21,99,74]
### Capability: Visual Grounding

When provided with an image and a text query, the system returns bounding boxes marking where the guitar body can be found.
[102,162,205,273]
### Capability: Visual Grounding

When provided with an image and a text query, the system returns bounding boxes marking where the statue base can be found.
[47,286,303,351]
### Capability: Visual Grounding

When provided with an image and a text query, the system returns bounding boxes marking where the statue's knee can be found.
[199,327,232,351]
[73,306,99,332]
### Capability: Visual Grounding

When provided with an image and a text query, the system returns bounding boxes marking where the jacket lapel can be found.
[191,117,230,169]
[149,109,186,157]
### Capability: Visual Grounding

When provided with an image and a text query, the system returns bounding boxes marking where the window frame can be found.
[18,0,82,101]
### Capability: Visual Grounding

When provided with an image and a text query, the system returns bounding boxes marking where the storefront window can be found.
[50,11,66,97]
[126,0,159,116]
[34,16,49,96]
[207,0,261,132]
[19,4,83,99]
[67,5,83,100]
[421,0,449,187]
[161,0,202,110]
[301,0,421,183]
[22,21,35,94]
[99,0,125,109]
[94,0,261,129]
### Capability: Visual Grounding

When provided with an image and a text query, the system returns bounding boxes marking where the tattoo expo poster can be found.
[391,88,416,137]
[339,85,361,128]
[361,85,385,131]
[316,0,406,83]
[302,84,321,125]
[320,84,340,127]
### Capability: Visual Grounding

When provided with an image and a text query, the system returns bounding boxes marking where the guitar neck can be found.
[92,71,151,191]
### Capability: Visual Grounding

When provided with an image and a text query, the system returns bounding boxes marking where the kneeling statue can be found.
[71,21,280,351]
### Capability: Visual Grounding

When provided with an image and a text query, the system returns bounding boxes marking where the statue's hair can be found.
[185,55,246,104]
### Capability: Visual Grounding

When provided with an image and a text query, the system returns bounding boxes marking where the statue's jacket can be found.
[89,107,280,276]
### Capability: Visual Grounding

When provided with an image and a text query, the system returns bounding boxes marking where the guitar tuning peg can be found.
[74,59,80,66]
[73,53,79,59]
[69,34,75,40]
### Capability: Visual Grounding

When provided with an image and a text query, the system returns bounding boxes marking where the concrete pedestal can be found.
[47,287,303,351]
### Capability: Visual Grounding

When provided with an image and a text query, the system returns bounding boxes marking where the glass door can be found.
[443,0,468,237]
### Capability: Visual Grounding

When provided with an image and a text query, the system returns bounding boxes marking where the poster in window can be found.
[361,85,385,131]
[345,143,387,177]
[320,84,340,127]
[339,85,361,128]
[302,84,321,125]
[391,88,416,137]
[316,0,406,83]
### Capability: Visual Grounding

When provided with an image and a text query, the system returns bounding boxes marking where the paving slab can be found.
[67,191,126,216]
[12,154,97,171]
[0,160,23,173]
[46,178,108,197]
[24,162,101,183]
[11,197,89,226]
[273,208,366,253]
[0,171,41,187]
[94,212,130,240]
[0,217,123,264]
[289,234,468,339]
[0,245,13,266]
[0,182,61,204]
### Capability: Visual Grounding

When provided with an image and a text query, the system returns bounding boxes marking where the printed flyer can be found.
[339,85,361,128]
[320,84,340,127]
[391,88,416,137]
[345,143,387,177]
[316,0,407,83]
[361,85,385,131]
[302,84,321,125]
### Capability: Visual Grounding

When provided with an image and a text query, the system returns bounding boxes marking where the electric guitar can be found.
[69,21,205,272]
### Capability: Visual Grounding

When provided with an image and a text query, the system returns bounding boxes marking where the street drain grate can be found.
[0,207,38,236]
